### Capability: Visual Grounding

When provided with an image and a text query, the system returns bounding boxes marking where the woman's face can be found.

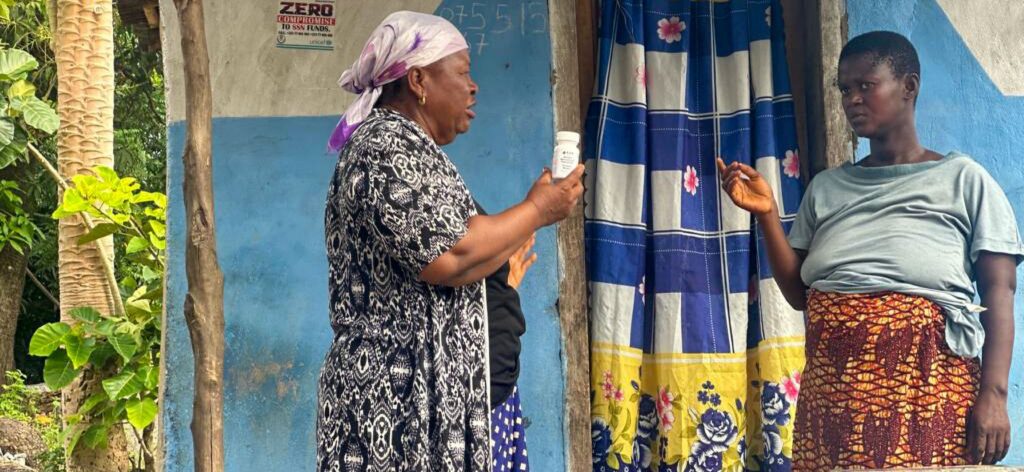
[421,50,478,145]
[837,54,916,138]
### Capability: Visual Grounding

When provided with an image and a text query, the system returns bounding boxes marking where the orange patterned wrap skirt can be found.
[793,290,980,470]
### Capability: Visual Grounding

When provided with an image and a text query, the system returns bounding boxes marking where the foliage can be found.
[1,0,168,385]
[29,166,165,457]
[0,45,57,257]
[1,2,167,466]
[0,370,66,472]
[0,178,36,253]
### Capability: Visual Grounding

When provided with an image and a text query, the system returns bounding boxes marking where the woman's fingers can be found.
[522,253,537,273]
[716,157,728,176]
[995,431,1008,463]
[974,430,989,464]
[736,162,761,179]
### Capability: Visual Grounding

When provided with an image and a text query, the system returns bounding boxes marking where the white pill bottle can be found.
[551,131,580,180]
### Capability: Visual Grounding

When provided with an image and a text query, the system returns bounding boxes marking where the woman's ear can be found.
[406,66,428,101]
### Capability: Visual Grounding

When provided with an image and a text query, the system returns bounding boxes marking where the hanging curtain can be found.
[584,1,805,470]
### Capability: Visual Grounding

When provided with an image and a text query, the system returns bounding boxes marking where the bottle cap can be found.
[556,131,580,144]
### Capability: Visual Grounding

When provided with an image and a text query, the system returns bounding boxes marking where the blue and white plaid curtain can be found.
[584,1,806,470]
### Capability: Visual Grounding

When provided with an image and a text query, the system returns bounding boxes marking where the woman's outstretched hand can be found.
[717,158,775,216]
[526,165,584,226]
[507,233,537,289]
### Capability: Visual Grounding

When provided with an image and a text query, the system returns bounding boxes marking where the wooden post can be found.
[549,0,591,471]
[170,0,225,471]
[804,0,853,174]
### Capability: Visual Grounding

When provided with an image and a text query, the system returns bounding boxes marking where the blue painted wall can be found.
[161,1,566,470]
[847,0,1024,464]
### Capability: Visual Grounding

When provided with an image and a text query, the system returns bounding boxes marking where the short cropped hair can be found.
[839,31,920,78]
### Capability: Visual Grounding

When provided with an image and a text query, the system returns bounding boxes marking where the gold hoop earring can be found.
[418,95,426,106]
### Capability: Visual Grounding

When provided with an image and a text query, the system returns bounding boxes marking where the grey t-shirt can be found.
[789,152,1024,357]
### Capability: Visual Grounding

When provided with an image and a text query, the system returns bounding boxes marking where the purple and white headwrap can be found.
[327,11,468,153]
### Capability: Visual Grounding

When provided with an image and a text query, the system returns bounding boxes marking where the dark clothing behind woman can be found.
[475,202,527,409]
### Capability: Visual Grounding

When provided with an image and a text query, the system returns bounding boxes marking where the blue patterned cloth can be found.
[584,1,806,470]
[490,385,529,472]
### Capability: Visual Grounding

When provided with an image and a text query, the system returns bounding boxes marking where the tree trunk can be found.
[171,0,225,471]
[52,0,131,470]
[0,163,29,385]
[0,245,27,383]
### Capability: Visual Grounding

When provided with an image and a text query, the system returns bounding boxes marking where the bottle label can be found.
[552,147,579,179]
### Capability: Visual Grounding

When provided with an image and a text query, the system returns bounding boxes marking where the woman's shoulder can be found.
[348,111,418,150]
[941,152,1001,186]
[343,111,435,166]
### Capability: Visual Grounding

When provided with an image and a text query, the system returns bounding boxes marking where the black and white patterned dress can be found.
[317,108,490,471]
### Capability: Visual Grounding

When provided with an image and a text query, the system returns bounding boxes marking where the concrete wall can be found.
[846,0,1024,464]
[158,1,567,470]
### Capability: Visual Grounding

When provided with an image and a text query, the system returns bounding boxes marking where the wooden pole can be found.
[550,0,593,470]
[805,0,853,174]
[170,0,225,470]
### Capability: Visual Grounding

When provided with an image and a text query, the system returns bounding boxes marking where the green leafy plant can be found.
[0,46,55,255]
[29,166,165,457]
[1,370,65,472]
[0,178,36,253]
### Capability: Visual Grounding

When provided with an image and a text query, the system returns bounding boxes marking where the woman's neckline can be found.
[840,152,960,180]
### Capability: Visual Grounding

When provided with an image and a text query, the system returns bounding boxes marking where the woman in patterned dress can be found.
[316,11,584,472]
[717,31,1020,469]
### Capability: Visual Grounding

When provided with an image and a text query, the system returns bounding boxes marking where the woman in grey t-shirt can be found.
[718,31,1021,469]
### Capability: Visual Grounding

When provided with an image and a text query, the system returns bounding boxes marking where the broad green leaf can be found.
[120,275,139,293]
[126,298,152,318]
[104,400,126,423]
[0,49,38,81]
[56,189,89,216]
[69,173,95,191]
[78,392,108,416]
[64,425,84,458]
[81,423,109,449]
[7,79,35,99]
[109,329,138,361]
[29,322,71,356]
[66,336,96,369]
[21,96,59,134]
[70,307,102,324]
[126,398,158,430]
[95,166,118,183]
[132,191,159,204]
[43,350,81,390]
[141,266,160,282]
[88,342,117,368]
[77,223,119,245]
[96,319,116,336]
[102,371,143,400]
[140,286,163,301]
[149,233,166,250]
[126,236,148,254]
[148,219,165,236]
[0,118,14,147]
[145,366,159,390]
[83,318,115,338]
[0,128,26,170]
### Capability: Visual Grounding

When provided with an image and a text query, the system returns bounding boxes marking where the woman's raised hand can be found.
[507,233,537,289]
[717,158,775,216]
[526,165,584,226]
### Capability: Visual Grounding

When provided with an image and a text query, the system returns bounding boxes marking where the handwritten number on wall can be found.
[439,1,548,55]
